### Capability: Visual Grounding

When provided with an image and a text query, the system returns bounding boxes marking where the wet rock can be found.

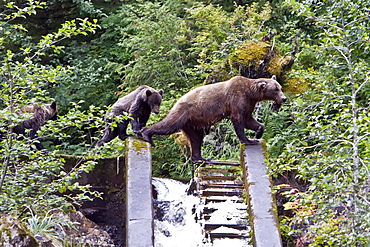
[0,212,115,247]
[64,211,115,246]
[34,234,53,247]
[0,214,39,247]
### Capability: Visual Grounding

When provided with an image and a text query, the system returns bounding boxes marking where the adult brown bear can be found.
[141,76,286,162]
[10,101,58,150]
[97,85,164,146]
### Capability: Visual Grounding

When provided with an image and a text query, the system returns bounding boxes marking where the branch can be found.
[359,158,370,176]
[354,76,370,96]
[359,195,370,206]
[25,35,71,64]
[0,156,10,193]
[349,39,370,48]
[359,132,370,143]
[297,139,353,151]
[126,5,144,18]
[345,15,370,29]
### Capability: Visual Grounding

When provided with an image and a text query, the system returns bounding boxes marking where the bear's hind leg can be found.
[118,120,131,140]
[141,117,182,146]
[97,126,118,146]
[182,126,206,162]
[141,127,155,146]
[29,127,45,150]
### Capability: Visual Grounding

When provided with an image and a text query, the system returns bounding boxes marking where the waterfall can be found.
[153,177,252,247]
[153,177,203,247]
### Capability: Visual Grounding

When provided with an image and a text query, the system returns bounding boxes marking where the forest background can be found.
[0,0,369,246]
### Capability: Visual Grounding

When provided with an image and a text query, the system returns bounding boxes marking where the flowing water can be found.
[153,177,203,247]
[153,177,252,247]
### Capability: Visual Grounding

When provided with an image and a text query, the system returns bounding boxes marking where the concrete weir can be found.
[241,142,282,247]
[124,137,281,247]
[125,137,153,247]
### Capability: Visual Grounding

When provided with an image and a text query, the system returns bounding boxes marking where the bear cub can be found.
[141,76,286,162]
[97,85,164,146]
[1,101,58,150]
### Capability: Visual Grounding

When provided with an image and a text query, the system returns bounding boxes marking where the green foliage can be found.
[202,119,241,161]
[115,1,195,93]
[26,208,75,245]
[185,3,272,78]
[44,102,107,155]
[5,1,370,245]
[51,57,120,115]
[268,0,370,245]
[0,0,102,220]
[151,136,194,178]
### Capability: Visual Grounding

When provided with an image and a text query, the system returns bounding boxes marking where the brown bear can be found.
[11,101,58,150]
[141,75,286,162]
[97,85,164,146]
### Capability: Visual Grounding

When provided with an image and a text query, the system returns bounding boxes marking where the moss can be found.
[205,41,291,84]
[284,73,311,94]
[130,138,150,157]
[260,139,269,160]
[267,54,284,76]
[132,138,148,150]
[230,41,275,67]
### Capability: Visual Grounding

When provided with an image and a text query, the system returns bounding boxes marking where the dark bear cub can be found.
[5,101,58,150]
[97,85,164,146]
[141,76,286,162]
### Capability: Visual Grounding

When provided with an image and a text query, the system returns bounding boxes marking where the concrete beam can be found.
[241,142,282,247]
[125,137,153,247]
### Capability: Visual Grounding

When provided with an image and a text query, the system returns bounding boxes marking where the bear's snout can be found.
[275,96,287,105]
[152,108,160,114]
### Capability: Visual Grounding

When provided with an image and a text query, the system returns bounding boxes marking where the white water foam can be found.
[153,177,204,247]
[153,177,252,247]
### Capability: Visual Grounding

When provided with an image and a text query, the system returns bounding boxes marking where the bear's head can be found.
[258,75,287,105]
[42,101,58,120]
[20,101,58,121]
[146,89,164,114]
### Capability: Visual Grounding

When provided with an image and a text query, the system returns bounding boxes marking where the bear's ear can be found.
[158,89,164,96]
[146,89,152,97]
[258,81,267,90]
[272,75,277,80]
[50,101,57,110]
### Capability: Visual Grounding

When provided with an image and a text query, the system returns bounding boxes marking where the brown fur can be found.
[97,85,164,146]
[11,101,58,150]
[141,76,286,161]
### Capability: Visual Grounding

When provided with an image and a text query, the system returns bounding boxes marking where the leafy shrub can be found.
[0,0,101,220]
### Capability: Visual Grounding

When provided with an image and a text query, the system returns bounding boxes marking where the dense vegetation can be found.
[0,0,369,246]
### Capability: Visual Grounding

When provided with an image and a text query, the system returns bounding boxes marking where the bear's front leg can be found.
[29,127,45,150]
[133,121,146,137]
[231,118,259,145]
[255,124,265,139]
[245,117,265,139]
[130,119,142,135]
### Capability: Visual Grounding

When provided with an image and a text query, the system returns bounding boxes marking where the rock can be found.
[0,214,39,247]
[0,211,115,247]
[64,211,115,246]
